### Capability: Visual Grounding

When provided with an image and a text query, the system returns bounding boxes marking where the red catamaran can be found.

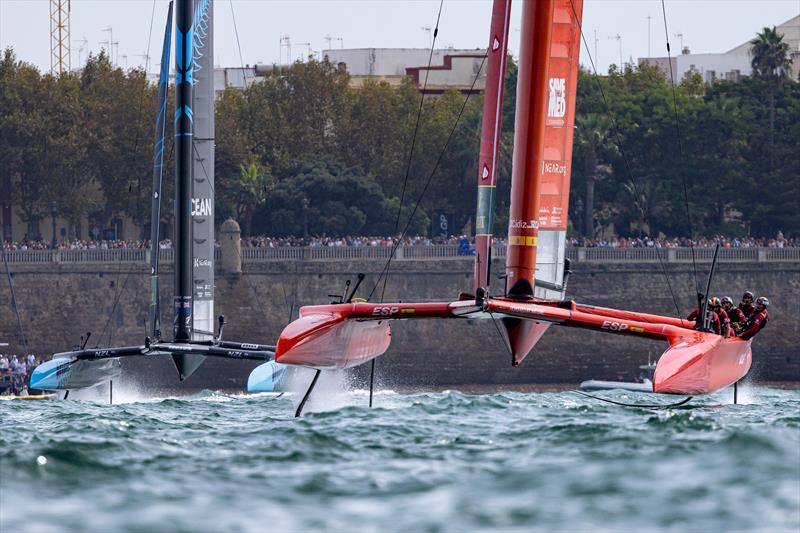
[274,0,752,408]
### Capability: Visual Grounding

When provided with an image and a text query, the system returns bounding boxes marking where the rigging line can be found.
[488,310,513,358]
[655,246,683,320]
[130,0,160,203]
[98,0,161,347]
[367,51,489,301]
[574,390,693,409]
[568,0,682,320]
[1,247,29,354]
[98,258,136,348]
[192,142,272,333]
[394,0,445,236]
[660,0,698,294]
[97,135,177,347]
[145,0,157,74]
[229,0,249,86]
[380,0,445,303]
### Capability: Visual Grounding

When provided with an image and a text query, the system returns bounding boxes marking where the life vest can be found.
[739,310,769,340]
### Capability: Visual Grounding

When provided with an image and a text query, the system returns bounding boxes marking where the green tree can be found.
[227,162,274,237]
[574,113,617,236]
[750,26,792,171]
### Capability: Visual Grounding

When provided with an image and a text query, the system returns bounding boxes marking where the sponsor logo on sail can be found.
[191,198,212,217]
[547,78,566,125]
[193,258,212,268]
[510,219,538,229]
[541,161,567,176]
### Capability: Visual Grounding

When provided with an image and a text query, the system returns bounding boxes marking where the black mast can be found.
[173,0,193,343]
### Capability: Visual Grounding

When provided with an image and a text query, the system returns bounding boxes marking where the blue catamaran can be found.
[30,0,286,397]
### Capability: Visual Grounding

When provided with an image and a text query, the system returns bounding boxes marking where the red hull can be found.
[275,298,751,394]
[275,301,478,370]
[654,335,752,394]
[275,312,391,370]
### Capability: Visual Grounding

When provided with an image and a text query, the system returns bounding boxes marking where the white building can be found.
[640,14,800,83]
[214,48,489,94]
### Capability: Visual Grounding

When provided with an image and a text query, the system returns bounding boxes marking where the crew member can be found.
[722,296,747,335]
[739,291,755,319]
[687,298,721,334]
[738,297,769,340]
[710,297,731,337]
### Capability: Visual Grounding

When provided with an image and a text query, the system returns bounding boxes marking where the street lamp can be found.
[50,201,57,249]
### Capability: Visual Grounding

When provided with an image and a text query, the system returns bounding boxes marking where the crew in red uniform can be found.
[739,291,755,319]
[710,297,731,337]
[687,298,722,334]
[738,297,769,340]
[721,296,747,335]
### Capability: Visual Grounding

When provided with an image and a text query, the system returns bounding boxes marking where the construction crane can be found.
[50,0,71,74]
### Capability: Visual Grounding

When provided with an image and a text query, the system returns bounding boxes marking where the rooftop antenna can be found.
[608,34,622,68]
[137,52,151,72]
[73,37,88,68]
[335,37,343,49]
[674,32,684,50]
[279,34,291,66]
[296,42,311,61]
[647,15,652,57]
[324,34,332,49]
[593,29,599,64]
[422,25,432,47]
[101,27,119,66]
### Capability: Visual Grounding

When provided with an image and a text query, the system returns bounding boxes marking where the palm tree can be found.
[750,27,792,170]
[574,113,617,236]
[750,27,791,81]
[231,162,274,237]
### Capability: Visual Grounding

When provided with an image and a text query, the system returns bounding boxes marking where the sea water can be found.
[1,384,798,532]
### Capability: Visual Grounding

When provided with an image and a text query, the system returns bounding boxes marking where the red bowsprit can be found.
[654,334,752,395]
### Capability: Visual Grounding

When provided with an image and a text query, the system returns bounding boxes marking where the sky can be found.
[1,0,798,76]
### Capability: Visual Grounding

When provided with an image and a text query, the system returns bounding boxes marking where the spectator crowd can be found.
[0,353,40,396]
[4,233,797,252]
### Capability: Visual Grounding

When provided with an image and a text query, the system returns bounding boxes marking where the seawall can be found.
[2,258,798,390]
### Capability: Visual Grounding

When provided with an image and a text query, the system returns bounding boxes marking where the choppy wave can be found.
[1,386,798,532]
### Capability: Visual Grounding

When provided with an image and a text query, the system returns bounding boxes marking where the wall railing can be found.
[3,246,798,264]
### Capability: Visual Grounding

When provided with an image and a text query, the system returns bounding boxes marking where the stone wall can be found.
[1,258,798,390]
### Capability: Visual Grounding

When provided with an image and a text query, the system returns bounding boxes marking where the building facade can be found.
[214,47,489,94]
[640,14,799,83]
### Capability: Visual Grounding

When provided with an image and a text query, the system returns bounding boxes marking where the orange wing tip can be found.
[276,313,391,370]
[654,335,751,395]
